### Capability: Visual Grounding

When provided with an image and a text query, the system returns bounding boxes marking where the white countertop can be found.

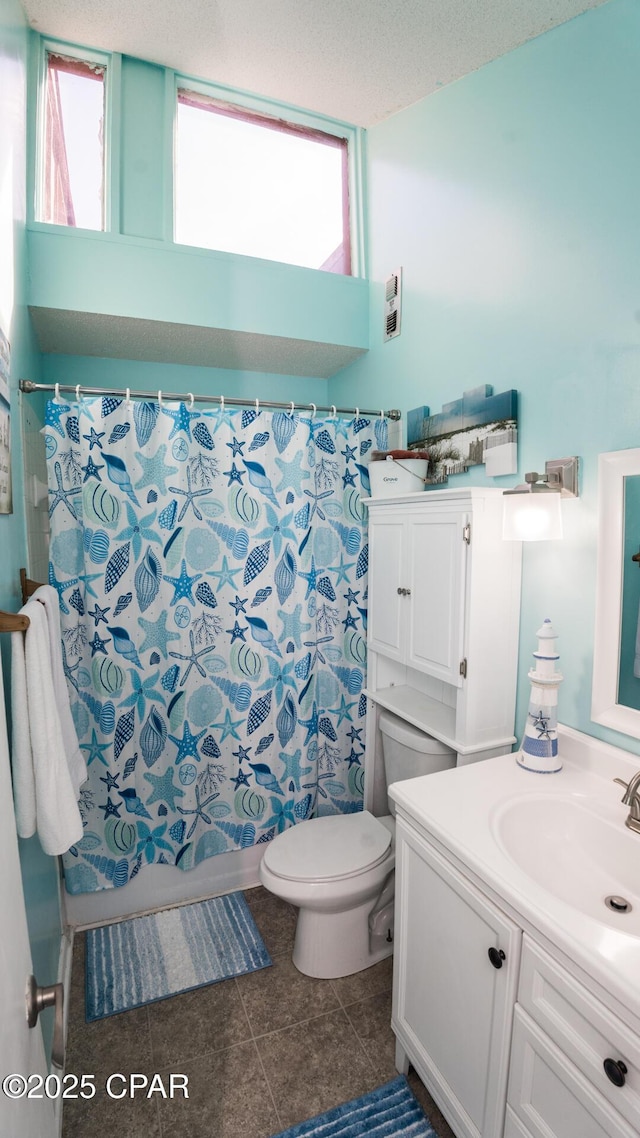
[389,724,640,1027]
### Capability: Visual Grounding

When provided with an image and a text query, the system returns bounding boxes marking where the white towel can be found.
[10,598,84,855]
[10,621,35,839]
[32,584,86,795]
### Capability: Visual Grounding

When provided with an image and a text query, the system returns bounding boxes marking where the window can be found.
[42,52,106,230]
[175,90,351,274]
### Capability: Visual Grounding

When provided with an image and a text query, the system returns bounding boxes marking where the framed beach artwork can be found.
[407,384,518,482]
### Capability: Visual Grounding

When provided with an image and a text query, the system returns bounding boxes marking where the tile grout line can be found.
[342,1002,382,1077]
[147,976,258,1074]
[243,1001,354,1042]
[148,957,349,1079]
[150,999,370,1075]
[233,974,283,1131]
[328,977,344,1008]
[147,983,345,1076]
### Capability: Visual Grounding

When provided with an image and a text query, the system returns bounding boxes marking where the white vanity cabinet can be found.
[507,938,640,1138]
[364,489,521,778]
[392,806,640,1138]
[393,815,522,1138]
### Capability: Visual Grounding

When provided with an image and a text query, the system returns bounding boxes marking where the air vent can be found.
[384,267,402,342]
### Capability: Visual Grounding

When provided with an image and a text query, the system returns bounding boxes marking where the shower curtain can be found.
[44,395,387,893]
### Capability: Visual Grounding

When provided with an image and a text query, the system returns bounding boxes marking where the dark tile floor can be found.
[62,887,457,1138]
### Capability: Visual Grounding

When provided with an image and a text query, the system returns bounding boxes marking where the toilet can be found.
[259,710,456,978]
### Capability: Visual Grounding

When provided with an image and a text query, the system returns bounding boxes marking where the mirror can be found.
[592,449,640,737]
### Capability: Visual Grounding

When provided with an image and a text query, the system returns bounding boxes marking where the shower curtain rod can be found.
[19,380,401,421]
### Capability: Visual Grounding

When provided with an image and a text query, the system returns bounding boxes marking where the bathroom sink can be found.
[494,794,640,933]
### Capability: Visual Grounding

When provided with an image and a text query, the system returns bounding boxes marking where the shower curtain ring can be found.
[354,407,360,418]
[54,383,60,402]
[288,401,295,416]
[330,405,336,419]
[75,384,81,403]
[309,403,316,418]
[157,389,163,408]
[219,395,224,413]
[380,409,384,419]
[255,398,260,413]
[187,392,194,409]
[125,388,132,409]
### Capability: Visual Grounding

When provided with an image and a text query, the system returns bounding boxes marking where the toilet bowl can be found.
[259,711,456,979]
[260,811,395,978]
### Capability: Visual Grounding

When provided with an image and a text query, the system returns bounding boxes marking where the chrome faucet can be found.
[614,772,640,834]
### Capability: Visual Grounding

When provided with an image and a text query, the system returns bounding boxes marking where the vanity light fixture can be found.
[502,456,578,541]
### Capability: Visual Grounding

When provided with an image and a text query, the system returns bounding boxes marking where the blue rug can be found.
[85,891,271,1021]
[270,1077,437,1137]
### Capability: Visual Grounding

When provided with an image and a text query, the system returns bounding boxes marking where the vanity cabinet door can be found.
[518,936,640,1131]
[367,512,407,661]
[392,819,521,1138]
[507,1007,637,1138]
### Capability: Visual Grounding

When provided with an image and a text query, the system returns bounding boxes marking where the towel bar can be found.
[20,568,41,605]
[0,610,30,632]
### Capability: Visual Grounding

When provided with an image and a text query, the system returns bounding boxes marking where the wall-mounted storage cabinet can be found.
[368,506,467,686]
[363,489,521,796]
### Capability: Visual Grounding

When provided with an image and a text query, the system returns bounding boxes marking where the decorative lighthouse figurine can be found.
[517,618,563,773]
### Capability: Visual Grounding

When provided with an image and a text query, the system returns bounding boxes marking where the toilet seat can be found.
[262,810,391,884]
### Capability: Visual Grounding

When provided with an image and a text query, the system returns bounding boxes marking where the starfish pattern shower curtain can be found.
[44,395,387,893]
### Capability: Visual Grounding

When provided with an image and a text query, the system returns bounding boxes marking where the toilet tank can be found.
[378,709,456,815]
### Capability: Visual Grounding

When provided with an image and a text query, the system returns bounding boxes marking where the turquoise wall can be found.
[0,0,32,608]
[119,57,168,240]
[0,0,60,1064]
[330,0,640,756]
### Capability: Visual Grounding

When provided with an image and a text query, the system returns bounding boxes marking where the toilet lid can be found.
[262,810,391,883]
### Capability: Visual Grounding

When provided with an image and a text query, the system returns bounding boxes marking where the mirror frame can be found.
[592,447,640,738]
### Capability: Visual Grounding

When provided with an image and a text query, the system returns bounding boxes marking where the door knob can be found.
[27,975,65,1068]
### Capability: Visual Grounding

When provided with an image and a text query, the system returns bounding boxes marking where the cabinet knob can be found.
[397,587,403,595]
[405,588,411,596]
[603,1058,627,1087]
[487,947,506,969]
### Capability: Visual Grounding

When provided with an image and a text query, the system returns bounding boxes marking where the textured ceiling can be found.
[23,0,608,127]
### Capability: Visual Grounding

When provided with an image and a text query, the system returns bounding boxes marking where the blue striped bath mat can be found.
[85,892,271,1021]
[271,1077,436,1138]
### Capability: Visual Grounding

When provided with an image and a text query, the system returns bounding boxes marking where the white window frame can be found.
[169,72,366,277]
[32,37,120,232]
